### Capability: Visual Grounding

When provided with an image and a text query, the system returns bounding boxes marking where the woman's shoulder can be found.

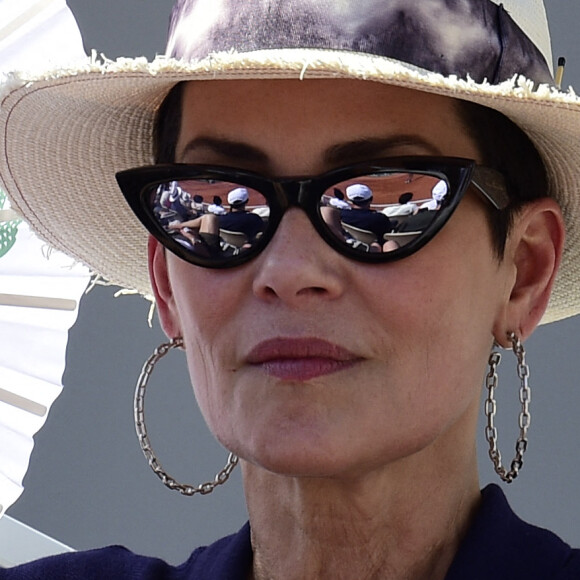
[0,523,252,580]
[447,484,580,580]
[0,545,168,579]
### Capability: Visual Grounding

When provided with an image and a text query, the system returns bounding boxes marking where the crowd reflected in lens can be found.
[150,171,449,260]
[152,179,268,258]
[320,172,448,253]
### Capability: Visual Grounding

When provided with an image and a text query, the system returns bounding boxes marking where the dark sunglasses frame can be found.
[117,156,509,269]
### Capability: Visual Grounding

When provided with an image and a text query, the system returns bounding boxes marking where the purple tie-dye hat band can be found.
[166,0,554,86]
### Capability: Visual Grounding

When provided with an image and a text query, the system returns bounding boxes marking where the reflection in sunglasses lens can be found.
[321,172,447,254]
[149,171,448,261]
[150,180,268,259]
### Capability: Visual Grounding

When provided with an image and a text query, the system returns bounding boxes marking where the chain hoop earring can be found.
[134,337,238,496]
[484,332,531,484]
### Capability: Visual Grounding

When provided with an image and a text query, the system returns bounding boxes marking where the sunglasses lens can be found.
[143,169,452,265]
[147,179,269,262]
[320,172,449,254]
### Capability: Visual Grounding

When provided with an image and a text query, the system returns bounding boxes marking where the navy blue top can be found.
[219,211,264,241]
[340,208,393,242]
[2,485,579,579]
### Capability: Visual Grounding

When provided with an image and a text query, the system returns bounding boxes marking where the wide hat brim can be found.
[1,48,580,323]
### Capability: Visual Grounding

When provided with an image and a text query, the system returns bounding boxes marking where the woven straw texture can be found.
[1,49,580,323]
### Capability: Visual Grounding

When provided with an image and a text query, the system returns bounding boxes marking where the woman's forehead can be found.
[181,77,456,110]
[176,79,481,170]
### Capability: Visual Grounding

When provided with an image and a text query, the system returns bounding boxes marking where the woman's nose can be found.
[252,209,346,306]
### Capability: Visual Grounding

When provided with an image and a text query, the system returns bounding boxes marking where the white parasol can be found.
[0,0,90,518]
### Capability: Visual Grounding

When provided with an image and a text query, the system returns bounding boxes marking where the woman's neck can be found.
[243,449,480,580]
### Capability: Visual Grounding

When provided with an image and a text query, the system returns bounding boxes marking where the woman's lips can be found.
[246,338,361,381]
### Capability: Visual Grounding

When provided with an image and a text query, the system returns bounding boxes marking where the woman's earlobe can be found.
[496,198,565,342]
[148,236,182,337]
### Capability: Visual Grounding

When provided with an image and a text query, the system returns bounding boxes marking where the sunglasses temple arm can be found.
[471,167,510,210]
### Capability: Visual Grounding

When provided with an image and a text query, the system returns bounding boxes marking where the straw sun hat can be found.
[1,0,580,323]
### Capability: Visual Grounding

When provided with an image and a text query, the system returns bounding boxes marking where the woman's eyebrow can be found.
[178,136,270,165]
[178,134,442,168]
[324,136,443,165]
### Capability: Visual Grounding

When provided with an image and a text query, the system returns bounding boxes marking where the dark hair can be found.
[399,192,414,204]
[154,81,186,164]
[153,82,549,260]
[456,99,549,259]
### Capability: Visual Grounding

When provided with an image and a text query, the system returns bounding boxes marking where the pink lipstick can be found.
[246,338,361,381]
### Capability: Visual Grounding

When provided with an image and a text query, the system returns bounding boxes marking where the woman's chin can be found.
[230,428,400,481]
[241,450,359,480]
[221,422,354,478]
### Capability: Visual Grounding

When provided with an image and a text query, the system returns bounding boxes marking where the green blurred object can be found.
[0,189,21,259]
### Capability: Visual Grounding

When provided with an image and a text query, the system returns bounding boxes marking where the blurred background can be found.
[6,0,580,566]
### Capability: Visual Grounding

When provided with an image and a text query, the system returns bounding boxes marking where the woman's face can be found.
[153,79,514,478]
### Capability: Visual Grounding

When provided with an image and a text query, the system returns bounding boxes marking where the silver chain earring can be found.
[484,332,531,483]
[134,337,238,496]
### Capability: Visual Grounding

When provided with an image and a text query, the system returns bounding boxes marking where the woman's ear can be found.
[148,236,182,338]
[493,198,565,346]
